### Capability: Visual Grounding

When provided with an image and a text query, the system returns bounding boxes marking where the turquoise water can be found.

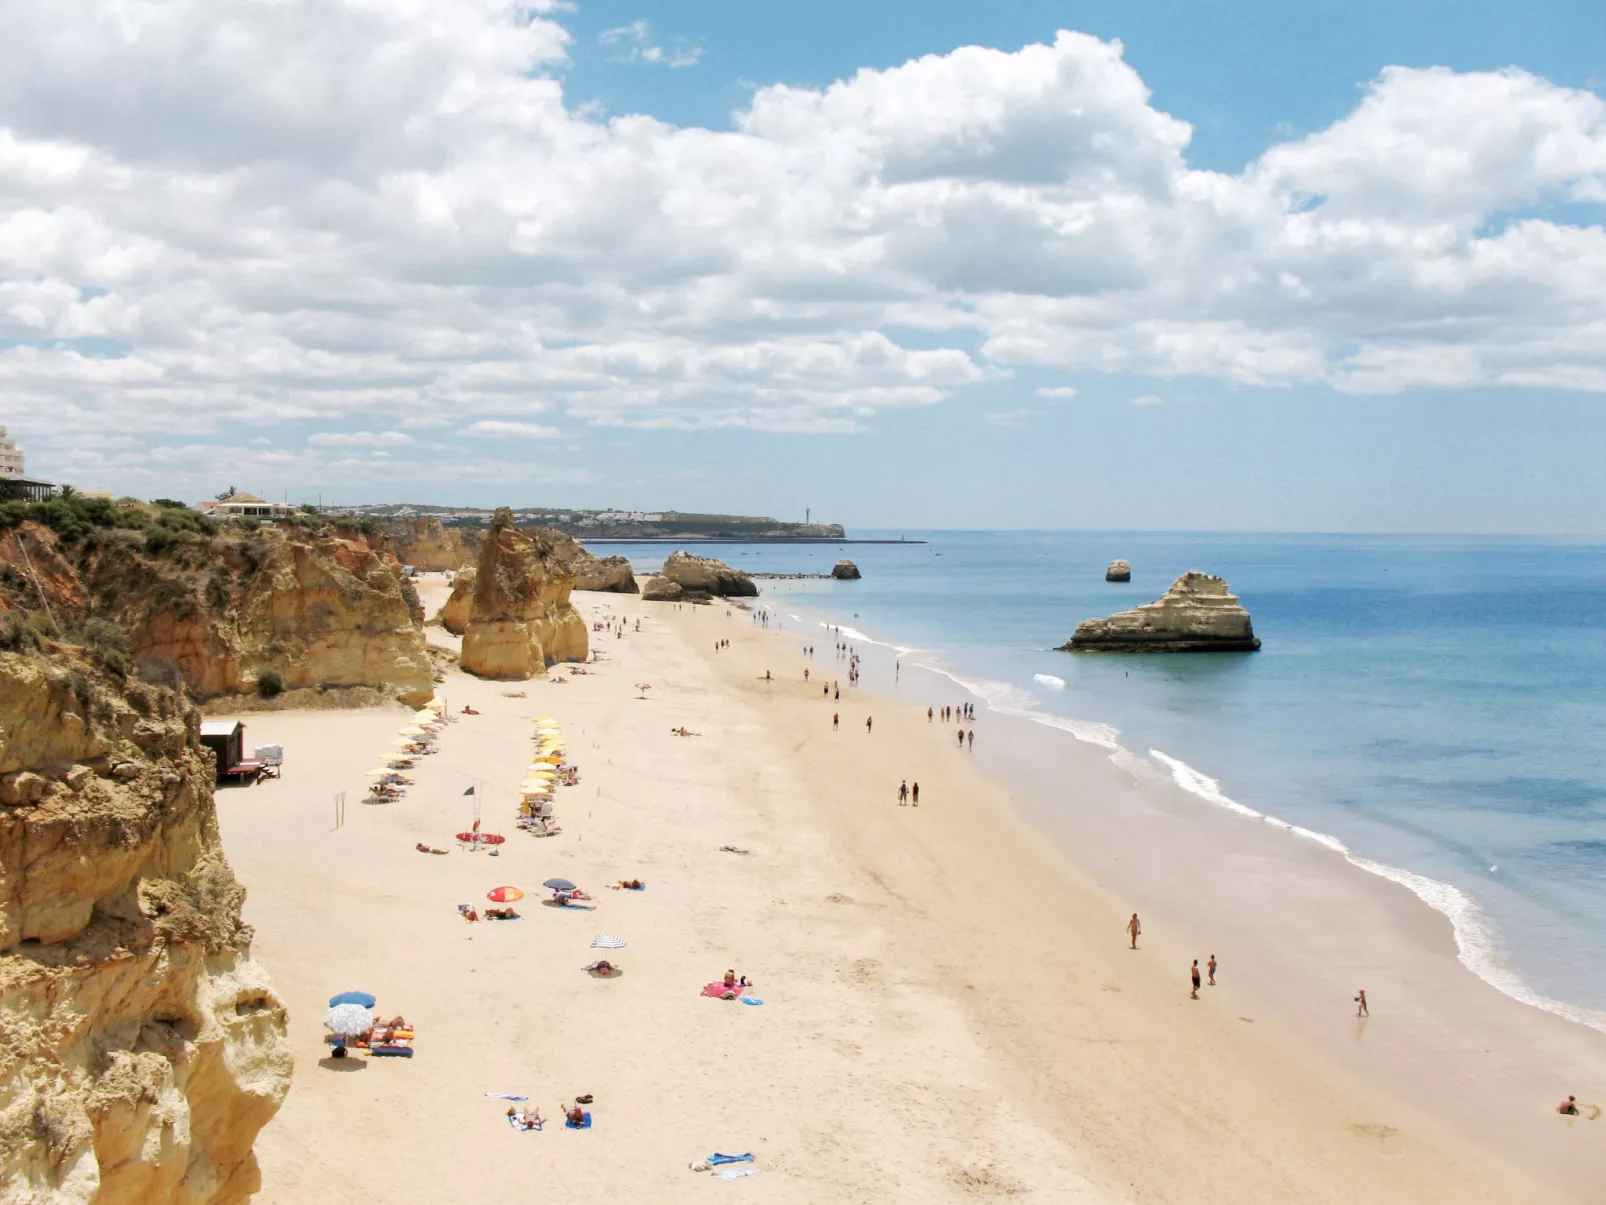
[612,533,1606,1023]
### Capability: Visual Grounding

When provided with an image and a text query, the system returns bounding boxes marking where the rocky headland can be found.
[1,507,435,710]
[0,648,292,1201]
[459,509,588,679]
[657,550,758,598]
[1062,571,1261,653]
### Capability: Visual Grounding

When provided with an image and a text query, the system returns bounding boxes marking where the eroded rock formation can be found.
[1106,560,1131,582]
[529,530,638,594]
[379,517,481,572]
[0,651,292,1201]
[1062,571,1260,653]
[460,509,588,679]
[831,560,861,580]
[641,576,683,602]
[123,531,435,707]
[659,550,758,598]
[438,568,476,635]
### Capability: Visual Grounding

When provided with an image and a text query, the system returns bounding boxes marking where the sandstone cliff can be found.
[659,550,758,598]
[460,509,588,679]
[1062,571,1261,653]
[378,517,481,573]
[116,530,435,708]
[0,650,292,1201]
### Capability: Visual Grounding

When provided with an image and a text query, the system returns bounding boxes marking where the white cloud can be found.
[308,430,415,447]
[1128,394,1163,407]
[463,420,561,438]
[0,10,1601,499]
[1034,386,1080,399]
[600,19,698,68]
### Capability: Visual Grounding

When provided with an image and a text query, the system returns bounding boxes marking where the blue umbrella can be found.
[329,990,376,1008]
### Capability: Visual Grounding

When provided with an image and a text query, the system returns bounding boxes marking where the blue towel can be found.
[739,996,763,1006]
[565,1112,593,1130]
[486,1093,527,1102]
[708,1153,754,1165]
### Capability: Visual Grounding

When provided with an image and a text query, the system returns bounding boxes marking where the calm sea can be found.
[609,532,1606,1024]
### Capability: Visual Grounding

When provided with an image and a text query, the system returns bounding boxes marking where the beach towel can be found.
[702,983,740,999]
[486,914,525,921]
[717,1167,757,1180]
[740,996,763,1006]
[507,1114,543,1131]
[486,1093,527,1102]
[565,1112,593,1130]
[369,1045,414,1058]
[708,1153,754,1166]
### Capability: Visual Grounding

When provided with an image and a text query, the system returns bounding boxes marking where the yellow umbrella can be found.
[532,715,557,723]
[390,772,415,783]
[532,755,561,764]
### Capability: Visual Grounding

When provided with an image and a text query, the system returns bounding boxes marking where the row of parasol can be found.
[366,698,448,799]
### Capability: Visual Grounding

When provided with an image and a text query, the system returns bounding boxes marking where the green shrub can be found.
[256,667,283,698]
[80,617,133,678]
[153,498,189,510]
[0,500,27,528]
[144,526,176,555]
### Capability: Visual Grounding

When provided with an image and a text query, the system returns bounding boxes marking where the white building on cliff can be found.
[0,427,23,477]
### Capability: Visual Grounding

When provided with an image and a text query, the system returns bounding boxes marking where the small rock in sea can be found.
[831,559,861,580]
[1105,559,1131,582]
[1062,570,1260,653]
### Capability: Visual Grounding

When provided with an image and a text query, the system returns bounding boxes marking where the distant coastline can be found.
[581,536,925,545]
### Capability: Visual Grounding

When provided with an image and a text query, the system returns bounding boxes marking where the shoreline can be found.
[216,579,1591,1201]
[753,588,1606,1195]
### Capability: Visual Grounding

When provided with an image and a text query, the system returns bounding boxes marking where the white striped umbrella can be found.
[325,1003,375,1035]
[590,934,626,949]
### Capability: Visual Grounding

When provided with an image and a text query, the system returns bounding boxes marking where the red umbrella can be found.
[487,886,524,903]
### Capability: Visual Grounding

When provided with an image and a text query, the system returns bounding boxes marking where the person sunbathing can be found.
[461,706,480,715]
[611,879,645,890]
[719,845,751,855]
[585,960,616,976]
[460,905,480,922]
[722,969,752,990]
[485,906,520,920]
[565,1103,586,1126]
[508,1105,543,1130]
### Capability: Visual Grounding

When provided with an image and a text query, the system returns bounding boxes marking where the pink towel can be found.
[701,983,740,999]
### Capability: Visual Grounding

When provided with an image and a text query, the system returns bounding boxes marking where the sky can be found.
[1,0,1603,533]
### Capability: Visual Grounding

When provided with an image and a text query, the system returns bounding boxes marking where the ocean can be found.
[610,532,1606,1029]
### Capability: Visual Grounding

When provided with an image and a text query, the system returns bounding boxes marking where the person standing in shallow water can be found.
[967,729,975,750]
[1128,914,1141,949]
[832,713,838,730]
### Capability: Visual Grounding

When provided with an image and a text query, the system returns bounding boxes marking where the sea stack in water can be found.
[1105,559,1131,582]
[659,550,758,597]
[831,559,862,580]
[460,508,588,678]
[1062,571,1260,653]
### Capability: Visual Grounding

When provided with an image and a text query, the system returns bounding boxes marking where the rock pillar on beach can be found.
[1062,570,1260,652]
[437,568,476,634]
[641,576,684,602]
[460,508,588,678]
[831,559,862,580]
[1105,560,1131,582]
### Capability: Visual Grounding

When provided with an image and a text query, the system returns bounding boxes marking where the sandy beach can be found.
[213,580,1588,1203]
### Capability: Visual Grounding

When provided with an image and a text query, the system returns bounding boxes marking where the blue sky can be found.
[1,1,1603,532]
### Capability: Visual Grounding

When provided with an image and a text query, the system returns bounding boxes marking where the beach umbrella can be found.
[634,683,651,698]
[456,831,506,845]
[591,934,626,949]
[543,878,578,891]
[329,990,376,1008]
[487,886,524,903]
[533,715,557,723]
[325,1003,375,1036]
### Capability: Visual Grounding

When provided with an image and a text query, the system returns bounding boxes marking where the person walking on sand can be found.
[832,713,839,730]
[1128,914,1141,949]
[911,782,919,806]
[967,729,975,750]
[804,668,809,681]
[928,707,933,723]
[1207,954,1217,986]
[866,716,873,734]
[957,727,964,748]
[898,780,908,805]
[1190,959,1201,999]
[1355,988,1368,1017]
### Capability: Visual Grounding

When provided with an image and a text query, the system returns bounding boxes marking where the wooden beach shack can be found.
[199,719,265,785]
